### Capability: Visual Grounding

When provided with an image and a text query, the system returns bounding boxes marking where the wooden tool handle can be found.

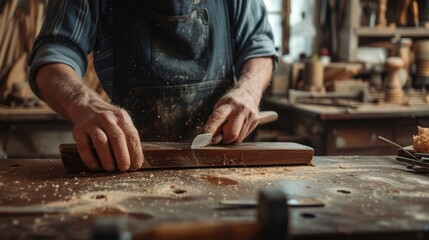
[412,0,420,26]
[398,0,412,26]
[258,111,278,125]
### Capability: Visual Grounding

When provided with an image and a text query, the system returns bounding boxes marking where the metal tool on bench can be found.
[93,187,290,240]
[191,111,278,149]
[377,136,419,160]
[378,136,429,171]
[288,89,373,108]
[220,197,324,208]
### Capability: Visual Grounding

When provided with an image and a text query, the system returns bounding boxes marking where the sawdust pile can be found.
[413,126,429,153]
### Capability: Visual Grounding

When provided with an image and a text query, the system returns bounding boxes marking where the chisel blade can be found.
[190,133,213,149]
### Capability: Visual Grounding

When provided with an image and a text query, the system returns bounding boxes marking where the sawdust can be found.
[200,175,238,186]
[5,191,144,224]
[196,167,316,184]
[413,126,429,153]
[26,172,210,216]
[360,175,419,189]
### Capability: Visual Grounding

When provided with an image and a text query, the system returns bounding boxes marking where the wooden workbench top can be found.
[0,156,428,239]
[264,96,429,120]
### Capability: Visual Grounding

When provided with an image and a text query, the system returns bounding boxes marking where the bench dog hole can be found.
[173,189,187,194]
[337,189,351,194]
[301,213,316,219]
[91,194,107,200]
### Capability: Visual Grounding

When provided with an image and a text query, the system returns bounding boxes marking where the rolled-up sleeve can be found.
[28,0,99,98]
[229,0,278,74]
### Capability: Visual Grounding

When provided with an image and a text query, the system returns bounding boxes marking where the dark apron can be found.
[114,0,234,142]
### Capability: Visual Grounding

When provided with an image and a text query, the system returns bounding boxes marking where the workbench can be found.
[0,156,428,239]
[263,96,429,155]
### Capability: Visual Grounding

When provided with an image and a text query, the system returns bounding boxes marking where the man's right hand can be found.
[36,63,144,172]
[70,99,143,172]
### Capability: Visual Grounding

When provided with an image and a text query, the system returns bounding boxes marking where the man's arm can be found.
[36,63,143,171]
[202,57,273,143]
[29,1,142,172]
[202,0,277,143]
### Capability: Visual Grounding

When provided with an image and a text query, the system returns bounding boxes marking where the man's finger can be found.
[203,105,232,134]
[101,121,130,172]
[240,113,259,141]
[74,132,100,171]
[245,120,259,139]
[221,112,246,144]
[118,116,144,171]
[236,117,251,142]
[211,134,223,145]
[126,132,144,171]
[89,128,116,172]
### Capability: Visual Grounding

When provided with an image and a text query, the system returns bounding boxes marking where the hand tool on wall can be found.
[362,1,377,27]
[397,0,420,27]
[412,0,420,27]
[377,0,388,27]
[92,187,290,240]
[398,0,412,26]
[190,111,278,149]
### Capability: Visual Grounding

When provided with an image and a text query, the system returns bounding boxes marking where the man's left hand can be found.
[203,87,260,144]
[202,57,274,144]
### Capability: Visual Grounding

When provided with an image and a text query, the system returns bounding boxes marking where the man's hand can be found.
[203,87,259,144]
[70,98,143,172]
[36,63,144,172]
[202,57,274,144]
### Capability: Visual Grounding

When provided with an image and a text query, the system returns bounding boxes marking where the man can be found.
[29,0,278,172]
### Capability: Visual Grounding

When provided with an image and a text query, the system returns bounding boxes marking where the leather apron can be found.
[114,0,234,142]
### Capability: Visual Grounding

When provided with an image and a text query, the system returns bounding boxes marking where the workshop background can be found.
[1,0,429,158]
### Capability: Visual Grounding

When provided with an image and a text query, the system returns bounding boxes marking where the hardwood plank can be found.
[60,142,314,172]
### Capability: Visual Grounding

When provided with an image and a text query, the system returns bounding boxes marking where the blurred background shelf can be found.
[355,27,429,37]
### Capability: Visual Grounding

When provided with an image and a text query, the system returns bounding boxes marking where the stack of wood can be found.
[0,0,108,108]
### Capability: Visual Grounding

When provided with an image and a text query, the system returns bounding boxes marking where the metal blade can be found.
[190,133,213,149]
[220,198,325,208]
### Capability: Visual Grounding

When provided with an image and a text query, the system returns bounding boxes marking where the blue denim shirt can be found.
[28,0,278,98]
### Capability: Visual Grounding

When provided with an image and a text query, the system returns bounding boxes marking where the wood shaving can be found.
[413,126,429,153]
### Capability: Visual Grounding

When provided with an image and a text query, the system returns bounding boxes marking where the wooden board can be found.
[60,142,314,172]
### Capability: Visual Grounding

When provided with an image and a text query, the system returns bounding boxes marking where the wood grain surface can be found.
[0,157,428,239]
[60,142,314,172]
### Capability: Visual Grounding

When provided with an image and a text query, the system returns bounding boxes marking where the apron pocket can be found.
[150,8,209,84]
